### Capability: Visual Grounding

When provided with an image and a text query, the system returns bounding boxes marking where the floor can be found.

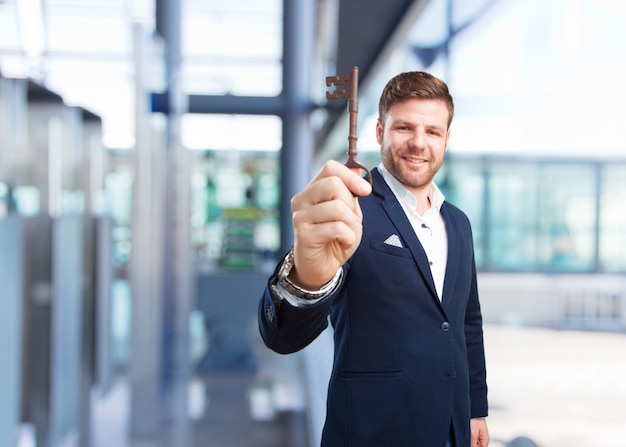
[88,324,626,447]
[194,371,308,447]
[484,325,626,447]
[91,370,308,447]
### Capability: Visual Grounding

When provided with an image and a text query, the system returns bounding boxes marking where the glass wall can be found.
[599,163,626,272]
[484,160,538,271]
[438,156,626,273]
[438,157,488,267]
[536,163,597,272]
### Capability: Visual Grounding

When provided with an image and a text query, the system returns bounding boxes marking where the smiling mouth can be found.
[403,156,428,164]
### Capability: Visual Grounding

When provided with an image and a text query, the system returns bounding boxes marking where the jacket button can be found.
[441,321,450,331]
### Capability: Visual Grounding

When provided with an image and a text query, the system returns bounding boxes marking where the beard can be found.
[381,143,444,191]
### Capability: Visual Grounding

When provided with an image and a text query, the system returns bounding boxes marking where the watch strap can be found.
[277,248,341,300]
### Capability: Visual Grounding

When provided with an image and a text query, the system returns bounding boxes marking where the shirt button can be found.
[441,321,450,331]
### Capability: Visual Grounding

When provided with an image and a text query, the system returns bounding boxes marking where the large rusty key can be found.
[325,66,373,185]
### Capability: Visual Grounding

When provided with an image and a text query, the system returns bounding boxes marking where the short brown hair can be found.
[378,71,454,128]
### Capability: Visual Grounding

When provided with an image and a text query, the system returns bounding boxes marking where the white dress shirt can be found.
[377,163,448,300]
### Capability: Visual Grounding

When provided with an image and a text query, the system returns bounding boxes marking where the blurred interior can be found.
[1,0,625,446]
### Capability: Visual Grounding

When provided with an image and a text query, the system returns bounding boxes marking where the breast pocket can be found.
[369,239,412,259]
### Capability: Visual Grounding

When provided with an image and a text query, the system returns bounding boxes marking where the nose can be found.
[411,128,427,149]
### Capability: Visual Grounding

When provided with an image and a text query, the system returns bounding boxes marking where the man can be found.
[258,71,489,447]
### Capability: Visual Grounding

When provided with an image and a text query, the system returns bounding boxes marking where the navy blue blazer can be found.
[259,168,488,447]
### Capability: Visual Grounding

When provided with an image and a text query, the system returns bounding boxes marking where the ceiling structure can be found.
[335,0,424,81]
[0,0,430,149]
[150,0,431,153]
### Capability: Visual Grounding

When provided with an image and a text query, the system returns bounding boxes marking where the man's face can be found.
[377,98,450,195]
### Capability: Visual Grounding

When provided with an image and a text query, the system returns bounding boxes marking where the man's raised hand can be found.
[289,160,372,290]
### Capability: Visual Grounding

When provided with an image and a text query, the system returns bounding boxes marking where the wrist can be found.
[277,248,341,299]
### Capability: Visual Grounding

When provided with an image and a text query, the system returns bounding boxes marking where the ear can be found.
[376,118,383,145]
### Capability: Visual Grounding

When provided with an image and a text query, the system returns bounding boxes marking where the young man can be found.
[258,71,490,447]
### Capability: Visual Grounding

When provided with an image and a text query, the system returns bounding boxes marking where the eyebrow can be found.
[392,119,446,132]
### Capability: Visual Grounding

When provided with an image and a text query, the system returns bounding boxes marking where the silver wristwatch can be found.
[277,248,340,300]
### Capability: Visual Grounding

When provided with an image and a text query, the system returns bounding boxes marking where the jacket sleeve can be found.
[258,263,346,354]
[465,250,489,418]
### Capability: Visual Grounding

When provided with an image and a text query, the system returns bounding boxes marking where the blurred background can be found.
[1,0,625,446]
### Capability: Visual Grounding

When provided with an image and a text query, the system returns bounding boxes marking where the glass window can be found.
[486,160,538,271]
[536,163,597,272]
[442,157,615,274]
[599,163,626,272]
[438,157,486,268]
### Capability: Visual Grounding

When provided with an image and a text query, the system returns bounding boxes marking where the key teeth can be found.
[326,73,353,100]
[326,90,349,100]
[325,76,339,87]
[325,75,350,87]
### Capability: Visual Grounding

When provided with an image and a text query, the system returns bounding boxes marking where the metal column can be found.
[280,0,317,254]
[129,24,164,439]
[0,217,24,447]
[159,0,194,440]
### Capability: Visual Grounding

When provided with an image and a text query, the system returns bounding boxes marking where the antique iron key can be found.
[325,66,373,184]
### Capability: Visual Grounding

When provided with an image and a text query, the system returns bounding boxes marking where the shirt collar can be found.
[377,162,445,213]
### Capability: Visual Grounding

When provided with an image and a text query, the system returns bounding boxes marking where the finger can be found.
[293,198,363,249]
[295,219,361,250]
[313,160,372,197]
[292,176,363,217]
[293,199,363,238]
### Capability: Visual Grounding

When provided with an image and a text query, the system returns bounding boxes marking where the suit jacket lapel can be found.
[371,169,441,305]
[440,204,459,310]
